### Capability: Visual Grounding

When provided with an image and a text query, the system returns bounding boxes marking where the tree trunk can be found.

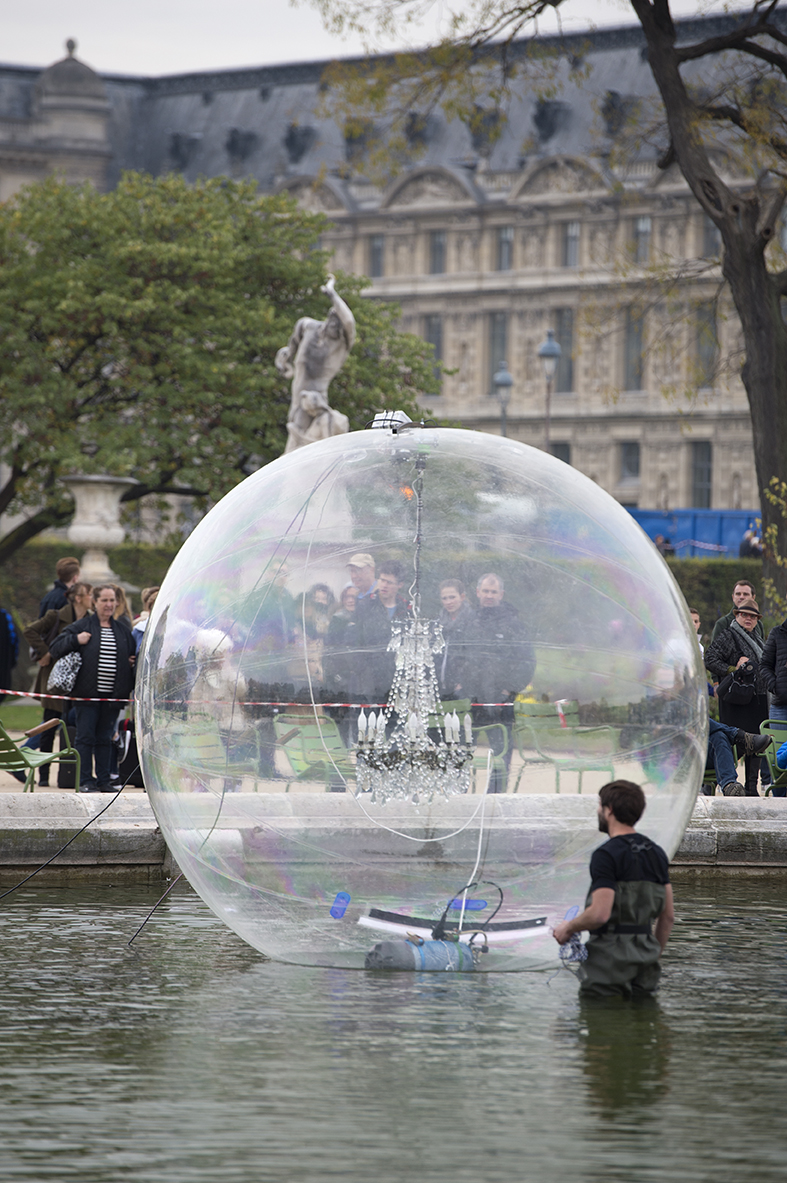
[633,0,787,604]
[722,226,787,606]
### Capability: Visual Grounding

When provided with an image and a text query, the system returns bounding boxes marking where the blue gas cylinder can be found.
[365,938,478,971]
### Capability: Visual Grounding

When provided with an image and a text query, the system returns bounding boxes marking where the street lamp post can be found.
[492,359,513,438]
[537,329,562,453]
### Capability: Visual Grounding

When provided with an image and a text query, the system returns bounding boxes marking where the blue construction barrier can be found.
[626,508,761,559]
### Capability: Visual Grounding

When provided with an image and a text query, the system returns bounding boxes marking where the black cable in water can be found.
[431,879,504,941]
[476,881,504,929]
[127,872,183,947]
[0,774,136,903]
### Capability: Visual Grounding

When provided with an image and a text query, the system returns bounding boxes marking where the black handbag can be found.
[718,668,755,706]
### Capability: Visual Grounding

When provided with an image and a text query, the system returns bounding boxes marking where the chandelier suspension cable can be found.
[408,452,426,617]
[354,444,475,806]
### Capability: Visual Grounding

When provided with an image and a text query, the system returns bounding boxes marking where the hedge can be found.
[0,540,767,694]
[664,558,768,640]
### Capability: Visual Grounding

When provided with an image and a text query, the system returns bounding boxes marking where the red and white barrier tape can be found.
[0,687,130,705]
[1,688,566,712]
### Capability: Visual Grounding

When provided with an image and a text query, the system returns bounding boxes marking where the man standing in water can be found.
[552,780,674,997]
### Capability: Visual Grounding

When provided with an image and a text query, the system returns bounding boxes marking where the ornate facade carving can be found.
[384,170,471,209]
[281,179,344,213]
[514,157,605,197]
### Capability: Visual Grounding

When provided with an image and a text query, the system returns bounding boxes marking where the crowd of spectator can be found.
[697,577,784,797]
[3,556,159,792]
[315,556,535,721]
[4,550,787,802]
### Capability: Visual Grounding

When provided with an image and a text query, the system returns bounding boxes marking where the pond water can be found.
[0,878,785,1183]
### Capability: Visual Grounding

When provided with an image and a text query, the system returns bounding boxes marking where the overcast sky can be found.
[4,1,736,76]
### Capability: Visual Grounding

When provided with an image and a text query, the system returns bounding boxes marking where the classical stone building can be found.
[0,16,775,516]
[0,39,110,200]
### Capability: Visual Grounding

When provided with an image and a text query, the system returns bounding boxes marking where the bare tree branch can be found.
[676,19,787,65]
[724,36,787,82]
[126,482,209,501]
[0,462,21,518]
[0,505,74,567]
[702,102,787,162]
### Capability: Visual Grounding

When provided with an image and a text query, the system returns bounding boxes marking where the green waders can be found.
[580,879,667,998]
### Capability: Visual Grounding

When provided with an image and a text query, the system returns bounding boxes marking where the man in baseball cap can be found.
[346,554,377,601]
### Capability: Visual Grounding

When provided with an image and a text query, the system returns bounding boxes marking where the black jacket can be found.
[705,624,768,732]
[463,601,536,705]
[348,592,410,702]
[761,620,787,705]
[39,580,71,618]
[50,614,136,700]
[436,600,474,698]
[705,626,768,695]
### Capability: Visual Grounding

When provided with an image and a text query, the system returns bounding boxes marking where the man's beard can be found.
[598,815,609,834]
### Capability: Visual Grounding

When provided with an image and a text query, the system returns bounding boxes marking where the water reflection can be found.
[0,881,786,1183]
[577,997,672,1118]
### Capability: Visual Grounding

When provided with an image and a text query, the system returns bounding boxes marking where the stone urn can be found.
[60,474,140,585]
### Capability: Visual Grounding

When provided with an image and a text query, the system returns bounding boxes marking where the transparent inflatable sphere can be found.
[137,426,706,969]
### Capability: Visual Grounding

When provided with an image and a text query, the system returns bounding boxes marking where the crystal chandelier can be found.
[354,441,474,805]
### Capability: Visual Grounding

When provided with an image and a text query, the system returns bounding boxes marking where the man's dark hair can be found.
[379,560,404,582]
[55,557,80,582]
[599,780,646,826]
[734,579,755,595]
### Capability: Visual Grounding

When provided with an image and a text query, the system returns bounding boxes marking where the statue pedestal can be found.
[60,475,140,586]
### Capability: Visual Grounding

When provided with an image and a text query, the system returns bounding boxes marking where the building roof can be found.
[36,40,107,102]
[1,13,785,192]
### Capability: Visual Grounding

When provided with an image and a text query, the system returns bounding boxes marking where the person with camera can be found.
[705,597,770,796]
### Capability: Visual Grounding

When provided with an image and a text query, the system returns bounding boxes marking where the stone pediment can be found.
[279,177,346,213]
[513,157,606,199]
[382,168,477,210]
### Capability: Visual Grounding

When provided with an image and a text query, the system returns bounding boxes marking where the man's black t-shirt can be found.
[589,833,670,894]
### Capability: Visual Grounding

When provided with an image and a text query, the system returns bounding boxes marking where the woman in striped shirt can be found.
[49,585,136,792]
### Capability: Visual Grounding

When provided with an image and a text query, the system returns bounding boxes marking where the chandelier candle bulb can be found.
[357,710,367,740]
[463,714,473,743]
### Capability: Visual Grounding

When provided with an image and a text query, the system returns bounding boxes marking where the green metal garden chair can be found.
[0,717,80,793]
[273,712,355,791]
[759,720,787,796]
[512,700,617,793]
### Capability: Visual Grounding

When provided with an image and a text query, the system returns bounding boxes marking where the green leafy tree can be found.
[307,0,787,599]
[0,172,437,563]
